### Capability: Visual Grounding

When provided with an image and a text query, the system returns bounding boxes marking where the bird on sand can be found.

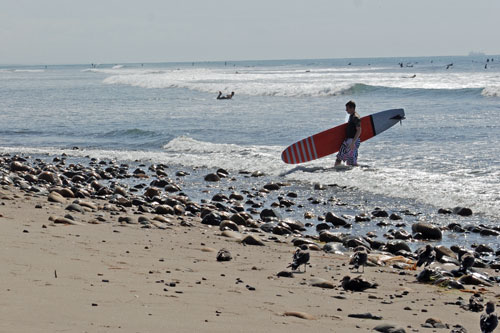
[459,253,475,273]
[414,244,435,269]
[287,248,310,272]
[341,275,378,292]
[350,248,368,273]
[480,301,498,333]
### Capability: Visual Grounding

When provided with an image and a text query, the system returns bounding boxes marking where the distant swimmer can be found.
[217,91,234,100]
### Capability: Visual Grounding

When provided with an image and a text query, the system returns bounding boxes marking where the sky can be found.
[1,0,499,65]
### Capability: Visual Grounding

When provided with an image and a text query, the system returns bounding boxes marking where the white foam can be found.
[100,66,500,97]
[481,86,500,97]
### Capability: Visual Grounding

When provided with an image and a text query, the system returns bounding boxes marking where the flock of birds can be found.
[285,244,498,332]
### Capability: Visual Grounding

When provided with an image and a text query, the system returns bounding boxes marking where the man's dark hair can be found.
[345,100,356,109]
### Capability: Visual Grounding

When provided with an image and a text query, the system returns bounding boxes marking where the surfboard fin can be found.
[390,114,405,126]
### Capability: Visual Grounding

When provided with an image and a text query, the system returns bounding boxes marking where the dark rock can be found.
[204,173,220,182]
[319,231,344,243]
[383,241,411,254]
[155,205,174,215]
[277,271,294,278]
[263,183,280,191]
[216,249,232,262]
[438,208,452,214]
[260,208,282,220]
[316,222,331,232]
[372,209,389,218]
[453,207,473,216]
[201,212,223,226]
[325,212,347,226]
[411,222,442,240]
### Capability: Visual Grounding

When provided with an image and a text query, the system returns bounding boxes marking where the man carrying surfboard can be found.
[335,100,361,167]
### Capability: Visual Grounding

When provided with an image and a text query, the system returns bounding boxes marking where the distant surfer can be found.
[217,91,234,100]
[335,100,361,167]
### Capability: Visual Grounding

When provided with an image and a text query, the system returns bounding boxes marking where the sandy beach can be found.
[1,161,499,333]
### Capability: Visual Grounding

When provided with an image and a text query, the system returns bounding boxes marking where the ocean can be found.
[1,56,499,247]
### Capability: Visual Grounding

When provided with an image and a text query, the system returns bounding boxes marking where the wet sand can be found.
[1,184,498,333]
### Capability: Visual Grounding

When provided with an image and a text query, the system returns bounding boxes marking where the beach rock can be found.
[155,205,174,215]
[144,187,161,198]
[220,230,242,239]
[424,318,446,329]
[230,213,247,226]
[204,173,220,182]
[277,271,294,278]
[319,231,344,243]
[372,208,389,218]
[273,225,292,235]
[216,168,229,178]
[316,222,331,231]
[118,216,137,224]
[292,238,316,247]
[212,193,228,202]
[165,184,181,193]
[393,229,411,240]
[260,208,282,221]
[348,313,382,320]
[229,192,244,201]
[10,161,32,172]
[383,241,411,254]
[389,213,402,220]
[374,323,406,333]
[251,171,264,177]
[281,220,306,232]
[453,207,473,216]
[434,245,457,260]
[438,208,452,214]
[241,234,265,246]
[48,191,66,203]
[344,236,371,250]
[263,182,280,191]
[74,200,97,211]
[411,222,442,240]
[65,203,85,214]
[325,212,347,226]
[475,244,494,253]
[458,274,493,286]
[201,212,222,226]
[219,220,239,232]
[309,277,335,289]
[53,217,81,225]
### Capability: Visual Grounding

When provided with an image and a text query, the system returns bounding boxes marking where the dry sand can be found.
[1,186,499,332]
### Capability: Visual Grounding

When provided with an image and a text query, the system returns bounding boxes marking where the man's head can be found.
[345,100,356,114]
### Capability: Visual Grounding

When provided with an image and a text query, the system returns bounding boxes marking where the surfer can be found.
[217,91,234,100]
[335,100,361,167]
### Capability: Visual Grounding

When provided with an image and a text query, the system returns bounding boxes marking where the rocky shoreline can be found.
[1,152,499,332]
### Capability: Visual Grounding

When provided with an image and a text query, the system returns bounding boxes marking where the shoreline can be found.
[1,152,499,332]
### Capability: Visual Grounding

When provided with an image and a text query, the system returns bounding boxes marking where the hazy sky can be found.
[1,0,499,64]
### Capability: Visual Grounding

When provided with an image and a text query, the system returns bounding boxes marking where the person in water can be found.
[217,91,234,100]
[335,100,361,166]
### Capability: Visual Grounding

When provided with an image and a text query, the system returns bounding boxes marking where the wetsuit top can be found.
[346,113,361,138]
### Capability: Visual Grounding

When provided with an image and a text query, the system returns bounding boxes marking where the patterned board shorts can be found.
[336,138,360,166]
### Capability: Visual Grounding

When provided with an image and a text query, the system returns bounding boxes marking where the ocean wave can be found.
[481,86,500,97]
[97,128,161,139]
[100,67,500,98]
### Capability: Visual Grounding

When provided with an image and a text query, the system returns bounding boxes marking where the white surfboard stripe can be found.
[290,146,297,164]
[299,140,308,162]
[310,136,318,160]
[294,143,303,163]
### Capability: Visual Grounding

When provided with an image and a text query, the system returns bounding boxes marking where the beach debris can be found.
[308,277,335,289]
[283,311,316,320]
[348,312,382,320]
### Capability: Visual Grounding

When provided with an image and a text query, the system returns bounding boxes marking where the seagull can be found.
[414,244,435,269]
[288,248,310,272]
[341,275,378,292]
[350,248,368,273]
[459,253,475,273]
[480,301,498,333]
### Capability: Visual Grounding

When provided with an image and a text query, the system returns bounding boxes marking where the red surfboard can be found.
[281,108,405,164]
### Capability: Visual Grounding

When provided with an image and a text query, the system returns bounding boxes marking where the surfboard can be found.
[281,108,405,164]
